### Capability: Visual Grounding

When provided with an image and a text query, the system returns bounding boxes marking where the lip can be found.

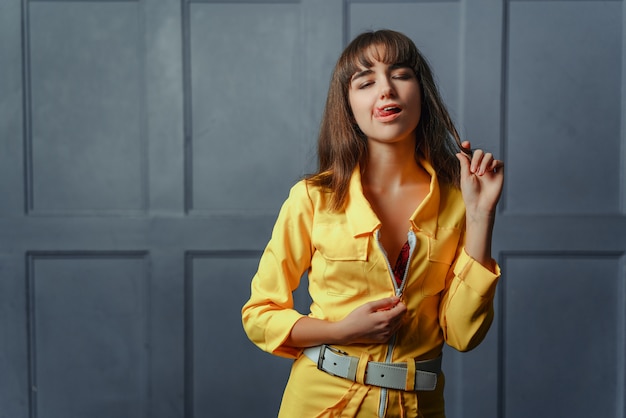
[374,103,403,122]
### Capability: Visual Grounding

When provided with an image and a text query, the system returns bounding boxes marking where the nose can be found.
[379,76,395,99]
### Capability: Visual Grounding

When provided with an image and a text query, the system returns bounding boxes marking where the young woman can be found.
[242,29,504,417]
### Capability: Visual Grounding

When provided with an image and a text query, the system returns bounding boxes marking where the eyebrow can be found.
[350,64,412,83]
[350,69,373,83]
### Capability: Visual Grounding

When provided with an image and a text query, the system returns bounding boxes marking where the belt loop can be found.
[405,359,416,391]
[355,351,370,385]
[346,355,359,381]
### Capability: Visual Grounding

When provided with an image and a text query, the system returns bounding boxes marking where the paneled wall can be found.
[497,2,626,417]
[0,1,624,418]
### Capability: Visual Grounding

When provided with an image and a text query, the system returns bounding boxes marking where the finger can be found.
[395,301,407,314]
[387,301,407,318]
[461,140,472,151]
[369,296,400,312]
[478,157,504,175]
[470,149,484,173]
[477,152,494,175]
[456,152,471,177]
[490,159,504,172]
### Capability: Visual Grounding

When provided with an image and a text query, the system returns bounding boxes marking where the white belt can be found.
[303,345,440,391]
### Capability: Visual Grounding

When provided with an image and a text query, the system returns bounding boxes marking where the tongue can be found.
[378,108,400,117]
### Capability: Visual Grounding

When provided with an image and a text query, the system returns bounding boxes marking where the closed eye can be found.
[392,71,413,80]
[351,68,374,89]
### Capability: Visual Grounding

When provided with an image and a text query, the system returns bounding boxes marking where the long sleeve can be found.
[241,181,315,359]
[438,244,500,352]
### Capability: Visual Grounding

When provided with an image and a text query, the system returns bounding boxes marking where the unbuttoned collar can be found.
[344,158,441,239]
[409,158,440,239]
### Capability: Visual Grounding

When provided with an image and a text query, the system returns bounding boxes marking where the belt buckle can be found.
[316,344,348,374]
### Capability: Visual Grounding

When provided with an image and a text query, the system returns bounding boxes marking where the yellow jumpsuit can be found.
[242,160,500,417]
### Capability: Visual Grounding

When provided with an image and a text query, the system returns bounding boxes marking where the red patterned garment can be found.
[392,241,411,287]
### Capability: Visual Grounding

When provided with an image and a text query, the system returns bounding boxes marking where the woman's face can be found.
[348,54,421,147]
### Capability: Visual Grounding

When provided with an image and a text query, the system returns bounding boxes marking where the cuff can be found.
[453,248,501,297]
[266,310,307,359]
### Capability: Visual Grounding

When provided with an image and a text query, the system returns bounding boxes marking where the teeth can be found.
[384,107,397,111]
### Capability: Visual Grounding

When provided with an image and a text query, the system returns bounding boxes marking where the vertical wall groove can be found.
[343,0,350,46]
[499,0,510,215]
[456,0,466,138]
[183,251,194,418]
[497,3,510,412]
[25,253,37,418]
[497,252,508,418]
[182,0,193,215]
[21,0,34,215]
[619,1,626,216]
[619,253,626,418]
[137,0,150,215]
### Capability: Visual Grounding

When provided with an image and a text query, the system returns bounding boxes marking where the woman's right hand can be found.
[286,296,407,348]
[336,296,407,344]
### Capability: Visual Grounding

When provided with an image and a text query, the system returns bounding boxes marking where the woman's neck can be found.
[361,140,425,193]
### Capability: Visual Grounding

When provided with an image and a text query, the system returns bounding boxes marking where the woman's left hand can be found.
[456,141,504,217]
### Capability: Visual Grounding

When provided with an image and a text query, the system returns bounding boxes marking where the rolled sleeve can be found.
[241,181,314,359]
[440,248,501,352]
[452,249,500,298]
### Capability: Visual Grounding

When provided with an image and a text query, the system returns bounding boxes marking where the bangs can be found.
[338,30,419,84]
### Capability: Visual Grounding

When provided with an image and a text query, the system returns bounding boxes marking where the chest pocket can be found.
[312,223,370,297]
[312,224,368,261]
[421,227,462,295]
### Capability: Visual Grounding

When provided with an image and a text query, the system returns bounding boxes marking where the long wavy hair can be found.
[306,29,466,211]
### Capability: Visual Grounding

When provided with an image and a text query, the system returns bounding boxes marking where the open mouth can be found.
[376,106,402,117]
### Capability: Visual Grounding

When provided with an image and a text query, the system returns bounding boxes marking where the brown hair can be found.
[307,29,466,210]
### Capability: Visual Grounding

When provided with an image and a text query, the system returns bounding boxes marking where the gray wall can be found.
[0,1,624,418]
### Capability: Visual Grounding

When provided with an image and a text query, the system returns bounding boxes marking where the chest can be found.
[364,185,429,263]
[308,222,461,308]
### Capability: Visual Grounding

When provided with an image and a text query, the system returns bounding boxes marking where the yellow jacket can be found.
[242,160,500,363]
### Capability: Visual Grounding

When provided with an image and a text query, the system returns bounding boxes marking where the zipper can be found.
[374,229,417,297]
[398,230,417,296]
[374,229,417,417]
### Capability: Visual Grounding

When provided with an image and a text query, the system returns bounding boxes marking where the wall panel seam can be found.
[499,0,510,216]
[22,0,33,215]
[182,0,193,214]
